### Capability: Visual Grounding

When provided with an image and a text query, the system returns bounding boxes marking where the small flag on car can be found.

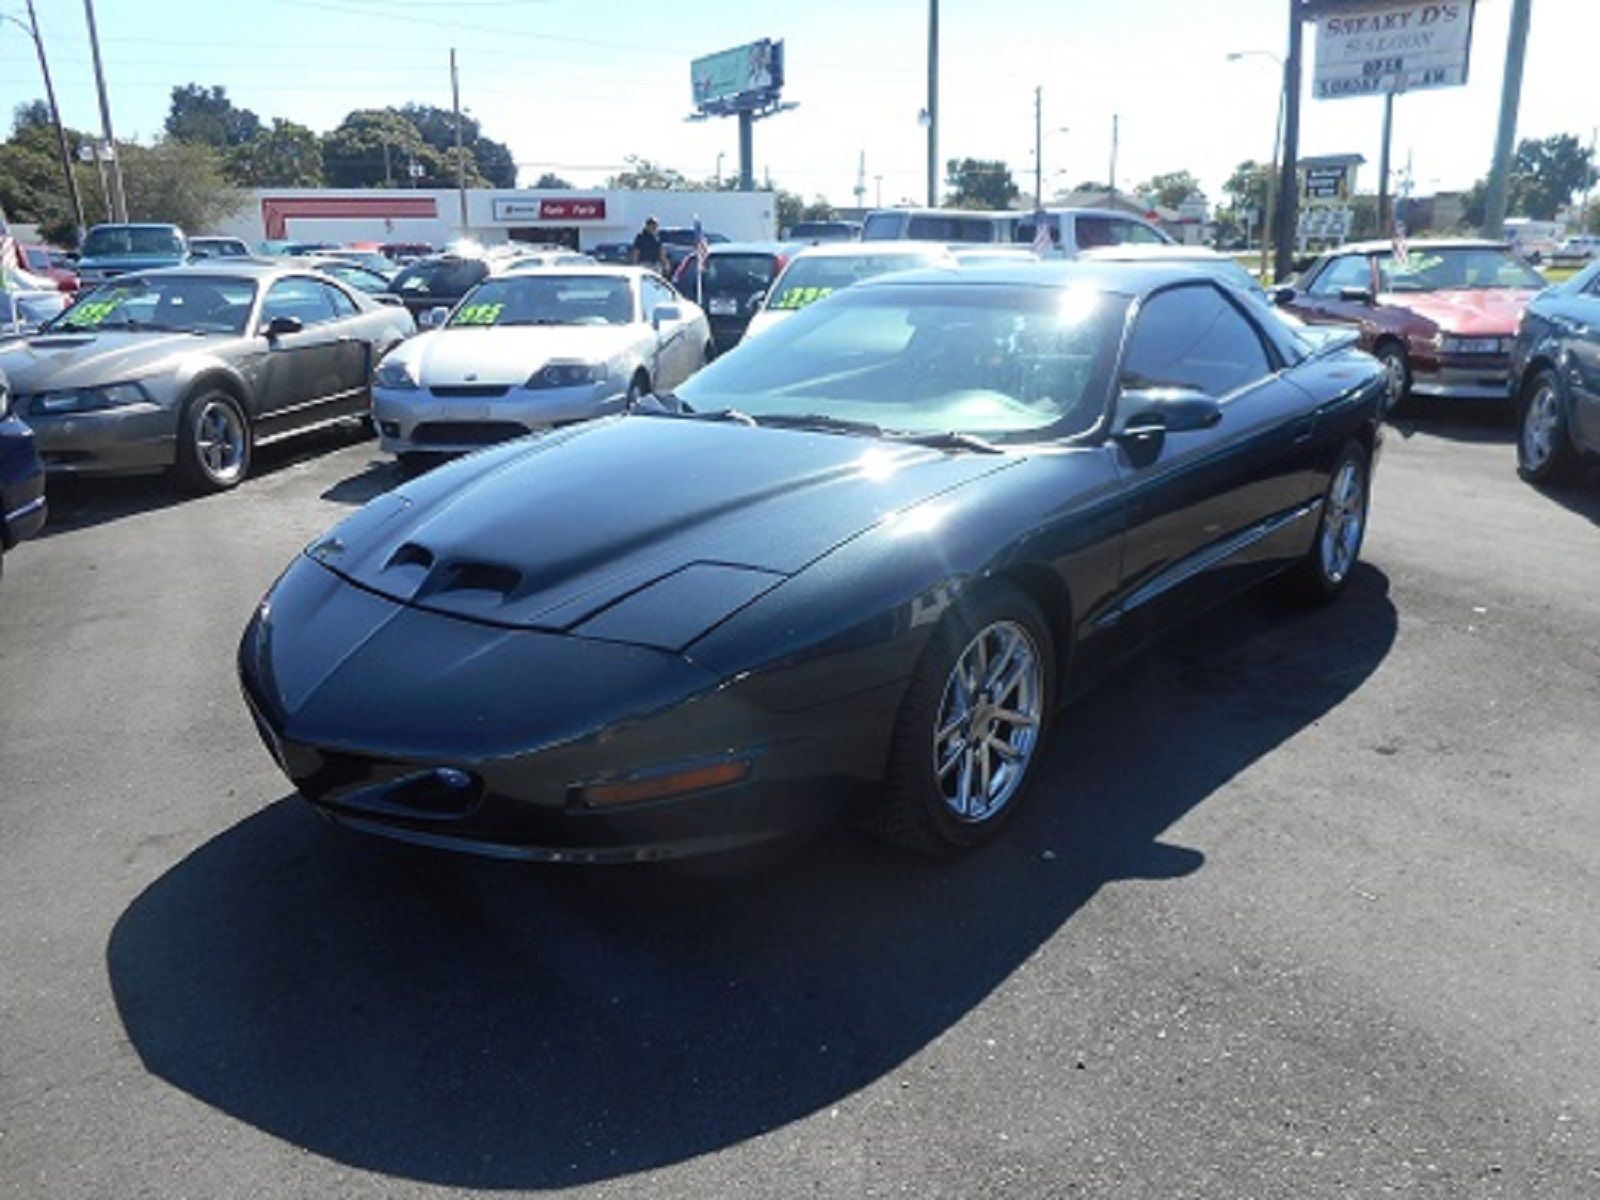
[692,215,709,305]
[1032,211,1053,256]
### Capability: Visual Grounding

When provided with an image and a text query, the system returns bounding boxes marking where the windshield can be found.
[391,259,490,297]
[447,275,636,327]
[674,282,1125,443]
[48,276,257,335]
[1376,247,1545,292]
[80,227,184,258]
[767,253,947,312]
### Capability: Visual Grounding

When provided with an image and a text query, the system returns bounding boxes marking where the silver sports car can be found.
[371,266,711,465]
[0,262,415,491]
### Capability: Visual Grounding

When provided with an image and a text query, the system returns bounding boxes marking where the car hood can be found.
[309,415,1016,636]
[1379,288,1539,335]
[0,330,218,393]
[396,326,641,386]
[77,254,184,272]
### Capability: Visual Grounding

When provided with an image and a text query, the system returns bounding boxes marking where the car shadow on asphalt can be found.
[106,566,1397,1189]
[321,456,404,506]
[1387,398,1515,445]
[37,423,375,538]
[1528,474,1600,524]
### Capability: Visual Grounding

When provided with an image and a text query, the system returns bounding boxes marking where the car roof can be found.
[1329,238,1510,255]
[110,261,348,283]
[482,264,656,280]
[702,240,799,255]
[788,239,960,261]
[1079,244,1231,262]
[857,259,1257,298]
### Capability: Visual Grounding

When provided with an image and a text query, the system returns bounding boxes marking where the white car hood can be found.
[395,325,642,387]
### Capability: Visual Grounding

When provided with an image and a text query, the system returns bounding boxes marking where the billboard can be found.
[691,39,784,114]
[1313,2,1475,99]
[1302,164,1354,205]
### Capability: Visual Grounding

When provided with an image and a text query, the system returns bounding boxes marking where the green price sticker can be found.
[451,303,504,327]
[770,286,834,311]
[70,296,129,326]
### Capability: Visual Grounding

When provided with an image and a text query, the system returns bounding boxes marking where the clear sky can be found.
[2,0,1596,208]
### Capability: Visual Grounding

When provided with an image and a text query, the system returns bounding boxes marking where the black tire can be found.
[1280,441,1370,604]
[871,583,1055,855]
[1373,339,1410,416]
[173,389,251,492]
[1516,368,1586,485]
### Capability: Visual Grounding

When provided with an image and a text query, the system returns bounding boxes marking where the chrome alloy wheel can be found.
[195,398,247,485]
[931,620,1044,823]
[1521,378,1561,472]
[1378,347,1408,413]
[1320,457,1367,585]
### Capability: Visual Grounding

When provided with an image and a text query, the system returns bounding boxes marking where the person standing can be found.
[631,216,668,275]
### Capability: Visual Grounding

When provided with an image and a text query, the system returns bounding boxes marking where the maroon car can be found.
[19,245,78,293]
[1279,239,1546,411]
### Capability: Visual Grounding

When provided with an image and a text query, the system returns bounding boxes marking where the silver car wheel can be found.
[1320,456,1366,585]
[194,398,247,485]
[1378,346,1408,413]
[932,620,1043,824]
[1521,378,1560,471]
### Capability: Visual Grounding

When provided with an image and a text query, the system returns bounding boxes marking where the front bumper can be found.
[21,400,177,475]
[374,383,626,455]
[239,556,899,861]
[1,418,47,549]
[1408,352,1514,401]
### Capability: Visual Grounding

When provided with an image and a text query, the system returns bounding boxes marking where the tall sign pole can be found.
[1378,89,1396,233]
[1483,0,1532,239]
[451,49,469,239]
[22,0,85,240]
[1034,85,1043,209]
[82,0,126,223]
[927,0,939,207]
[1273,0,1303,283]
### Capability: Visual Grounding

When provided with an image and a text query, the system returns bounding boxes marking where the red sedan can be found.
[1279,239,1546,411]
[19,245,78,293]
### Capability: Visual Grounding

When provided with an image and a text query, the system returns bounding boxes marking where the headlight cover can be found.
[526,361,607,389]
[374,358,419,390]
[30,380,150,415]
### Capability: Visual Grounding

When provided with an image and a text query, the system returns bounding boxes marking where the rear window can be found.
[906,215,1002,243]
[861,213,905,241]
[391,259,490,296]
[678,253,782,297]
[81,227,184,258]
[767,253,945,311]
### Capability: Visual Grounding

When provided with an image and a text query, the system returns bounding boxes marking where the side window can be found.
[321,282,359,317]
[261,277,338,326]
[1307,255,1372,297]
[642,277,674,316]
[1074,216,1115,249]
[1111,219,1166,245]
[1121,285,1273,399]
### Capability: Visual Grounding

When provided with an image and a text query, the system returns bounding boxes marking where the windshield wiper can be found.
[885,429,1004,454]
[752,412,885,437]
[632,397,757,424]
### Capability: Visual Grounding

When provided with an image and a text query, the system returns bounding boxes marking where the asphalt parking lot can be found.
[1,409,1597,1198]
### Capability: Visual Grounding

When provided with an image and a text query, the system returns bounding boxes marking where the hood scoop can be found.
[28,335,96,349]
[379,542,524,616]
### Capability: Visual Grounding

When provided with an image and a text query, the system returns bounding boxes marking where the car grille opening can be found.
[411,421,528,446]
[431,385,512,399]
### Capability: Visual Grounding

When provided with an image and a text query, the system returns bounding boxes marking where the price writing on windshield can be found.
[769,286,835,311]
[68,293,133,325]
[451,303,505,326]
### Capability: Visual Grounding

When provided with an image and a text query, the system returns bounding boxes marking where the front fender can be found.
[168,351,258,416]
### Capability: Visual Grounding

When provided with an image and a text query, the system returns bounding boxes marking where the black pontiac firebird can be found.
[240,263,1385,862]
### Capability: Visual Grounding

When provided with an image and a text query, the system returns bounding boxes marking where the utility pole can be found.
[854,150,867,209]
[1034,85,1043,208]
[450,48,468,238]
[383,139,393,188]
[926,0,939,207]
[1483,0,1532,238]
[82,0,126,223]
[1378,90,1396,234]
[1273,0,1303,283]
[1108,114,1119,205]
[8,1,86,241]
[1582,127,1597,235]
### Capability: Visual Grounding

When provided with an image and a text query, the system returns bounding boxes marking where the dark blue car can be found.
[1512,260,1600,484]
[0,365,46,577]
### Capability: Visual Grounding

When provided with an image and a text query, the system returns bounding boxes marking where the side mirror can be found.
[1272,286,1296,306]
[1338,286,1375,305]
[372,293,404,308]
[652,303,683,330]
[421,305,451,330]
[263,315,303,338]
[1114,386,1223,442]
[749,290,766,310]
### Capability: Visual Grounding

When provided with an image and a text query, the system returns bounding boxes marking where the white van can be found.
[1015,208,1173,257]
[861,208,1021,244]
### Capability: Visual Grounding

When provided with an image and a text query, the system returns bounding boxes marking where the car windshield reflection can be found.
[46,276,258,336]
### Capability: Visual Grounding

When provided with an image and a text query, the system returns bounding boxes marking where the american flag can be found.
[1031,211,1054,256]
[692,215,709,305]
[1393,220,1410,267]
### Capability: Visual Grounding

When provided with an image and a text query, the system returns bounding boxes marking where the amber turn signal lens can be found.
[577,761,750,808]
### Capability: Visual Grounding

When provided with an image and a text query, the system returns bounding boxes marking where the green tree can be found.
[532,171,573,189]
[1222,160,1271,221]
[605,156,698,191]
[398,103,515,188]
[1138,169,1201,211]
[1,100,94,244]
[944,158,1019,210]
[119,140,241,231]
[322,109,451,188]
[228,119,323,187]
[165,84,262,149]
[1464,134,1597,225]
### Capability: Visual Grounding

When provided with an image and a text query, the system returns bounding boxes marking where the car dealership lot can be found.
[2,414,1597,1197]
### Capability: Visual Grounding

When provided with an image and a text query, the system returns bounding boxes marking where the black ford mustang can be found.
[240,263,1385,862]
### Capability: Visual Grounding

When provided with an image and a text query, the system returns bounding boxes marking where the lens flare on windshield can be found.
[1056,284,1100,327]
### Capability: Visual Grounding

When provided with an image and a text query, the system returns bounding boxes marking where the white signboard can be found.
[1313,1,1475,99]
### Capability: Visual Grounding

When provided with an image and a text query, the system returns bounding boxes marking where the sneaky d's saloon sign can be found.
[1313,2,1475,99]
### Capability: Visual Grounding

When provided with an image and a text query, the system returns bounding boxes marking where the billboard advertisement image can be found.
[691,39,784,114]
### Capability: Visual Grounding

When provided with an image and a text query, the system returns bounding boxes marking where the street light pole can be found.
[1273,0,1303,284]
[82,0,126,223]
[1483,0,1533,238]
[1034,85,1043,209]
[3,2,86,241]
[926,0,939,207]
[450,48,468,239]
